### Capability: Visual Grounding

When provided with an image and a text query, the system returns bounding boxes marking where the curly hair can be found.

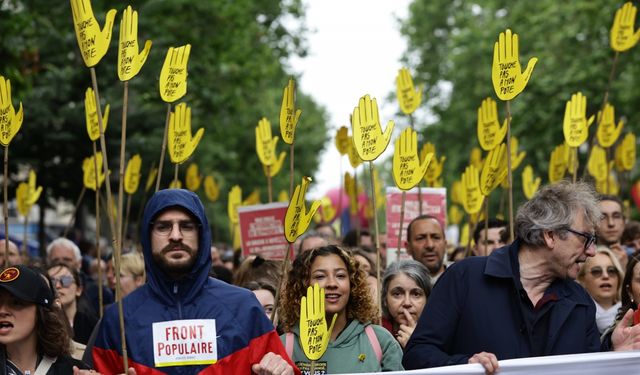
[279,245,378,332]
[37,304,72,357]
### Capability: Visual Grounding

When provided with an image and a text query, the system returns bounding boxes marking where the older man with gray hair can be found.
[0,239,22,266]
[404,181,640,374]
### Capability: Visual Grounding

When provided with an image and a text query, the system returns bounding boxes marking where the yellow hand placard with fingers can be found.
[469,147,484,171]
[522,165,541,200]
[159,44,191,103]
[615,133,636,172]
[278,190,289,203]
[597,103,624,148]
[285,177,321,243]
[185,163,202,192]
[421,143,445,185]
[595,173,620,195]
[204,175,220,202]
[393,128,432,190]
[320,197,336,222]
[492,29,538,101]
[26,170,42,206]
[83,152,106,191]
[0,76,23,146]
[16,183,30,217]
[256,117,280,166]
[396,68,422,115]
[351,95,394,161]
[70,0,117,67]
[588,145,609,182]
[477,97,507,151]
[169,179,182,189]
[548,144,568,183]
[480,143,508,196]
[168,103,204,164]
[280,79,302,144]
[448,205,464,226]
[228,185,242,225]
[84,87,109,141]
[451,179,464,206]
[299,283,337,361]
[344,172,359,216]
[124,154,141,195]
[462,165,484,214]
[243,189,261,206]
[508,137,526,171]
[563,92,594,147]
[335,126,350,156]
[117,6,152,81]
[459,223,470,247]
[263,152,286,177]
[145,166,158,193]
[346,136,363,169]
[611,2,640,52]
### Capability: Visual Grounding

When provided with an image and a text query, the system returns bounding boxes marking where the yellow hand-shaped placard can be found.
[477,97,507,151]
[396,68,422,115]
[145,166,158,193]
[448,205,464,226]
[227,185,242,225]
[522,165,541,200]
[346,136,363,169]
[563,92,594,147]
[203,175,219,202]
[84,88,109,141]
[124,154,141,195]
[185,163,202,192]
[263,152,286,177]
[459,223,470,247]
[320,197,336,222]
[421,143,445,184]
[611,2,640,52]
[462,165,484,214]
[168,103,204,164]
[469,147,484,171]
[351,95,394,161]
[256,117,280,166]
[335,126,350,156]
[243,190,261,206]
[16,183,30,217]
[278,190,289,203]
[548,144,568,183]
[596,174,620,195]
[492,29,538,101]
[615,133,636,172]
[480,143,508,196]
[70,0,117,67]
[26,170,42,206]
[299,283,337,361]
[285,177,321,243]
[0,76,23,146]
[159,45,191,103]
[280,79,302,144]
[597,103,624,148]
[393,128,432,190]
[169,179,182,189]
[117,6,152,81]
[83,152,106,191]
[451,179,464,206]
[344,172,359,216]
[588,145,609,182]
[508,137,526,171]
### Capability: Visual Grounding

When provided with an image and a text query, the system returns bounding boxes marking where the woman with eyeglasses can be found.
[47,263,98,345]
[577,247,624,333]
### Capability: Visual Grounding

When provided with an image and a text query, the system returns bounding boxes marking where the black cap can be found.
[0,266,53,307]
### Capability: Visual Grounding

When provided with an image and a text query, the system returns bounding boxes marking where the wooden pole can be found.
[156,103,172,192]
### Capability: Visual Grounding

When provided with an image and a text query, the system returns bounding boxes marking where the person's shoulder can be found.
[204,276,256,299]
[562,279,596,304]
[50,354,90,372]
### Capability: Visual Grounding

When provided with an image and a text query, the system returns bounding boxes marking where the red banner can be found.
[237,203,291,260]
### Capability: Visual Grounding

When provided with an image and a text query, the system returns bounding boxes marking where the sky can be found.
[288,0,412,199]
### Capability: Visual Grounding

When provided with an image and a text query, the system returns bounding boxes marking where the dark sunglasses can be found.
[589,266,618,278]
[51,275,75,288]
[565,228,597,251]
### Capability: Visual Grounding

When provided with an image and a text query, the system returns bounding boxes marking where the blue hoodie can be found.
[93,189,296,374]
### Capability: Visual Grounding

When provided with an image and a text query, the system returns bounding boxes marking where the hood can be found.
[140,189,211,305]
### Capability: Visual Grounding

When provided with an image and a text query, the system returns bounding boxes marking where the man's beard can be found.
[153,243,198,277]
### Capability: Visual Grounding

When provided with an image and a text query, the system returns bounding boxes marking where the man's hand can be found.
[351,95,394,161]
[251,352,294,375]
[279,79,302,145]
[393,128,432,190]
[611,2,640,52]
[612,308,640,351]
[468,352,499,375]
[85,87,109,141]
[396,67,422,115]
[168,103,204,164]
[159,45,191,102]
[477,97,507,151]
[117,5,152,81]
[491,29,537,101]
[70,0,117,67]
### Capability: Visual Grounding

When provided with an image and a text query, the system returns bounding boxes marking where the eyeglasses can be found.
[151,220,199,236]
[51,275,75,288]
[589,266,618,278]
[565,228,597,251]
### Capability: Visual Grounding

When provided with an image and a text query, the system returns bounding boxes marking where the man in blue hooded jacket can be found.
[92,189,296,374]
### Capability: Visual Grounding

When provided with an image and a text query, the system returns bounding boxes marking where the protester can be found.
[233,254,282,290]
[279,245,403,373]
[381,260,431,348]
[353,248,375,275]
[577,247,624,333]
[314,223,338,241]
[0,265,90,373]
[91,189,295,374]
[106,252,146,299]
[296,230,334,255]
[243,280,277,321]
[621,220,640,255]
[342,229,373,249]
[597,195,628,269]
[602,254,640,347]
[0,239,23,266]
[471,218,508,256]
[404,214,448,285]
[47,262,98,345]
[403,181,640,374]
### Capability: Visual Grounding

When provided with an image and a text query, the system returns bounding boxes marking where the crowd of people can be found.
[1,181,640,374]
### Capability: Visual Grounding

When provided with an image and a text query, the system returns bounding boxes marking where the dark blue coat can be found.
[403,240,601,370]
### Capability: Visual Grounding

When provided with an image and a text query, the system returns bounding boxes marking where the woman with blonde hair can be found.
[279,245,403,372]
[107,252,146,298]
[578,246,624,333]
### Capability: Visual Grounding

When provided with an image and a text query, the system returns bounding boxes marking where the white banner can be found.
[341,351,640,374]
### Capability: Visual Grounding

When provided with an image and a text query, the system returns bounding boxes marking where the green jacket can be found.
[280,319,404,373]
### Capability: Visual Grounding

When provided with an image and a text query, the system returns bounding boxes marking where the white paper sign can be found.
[152,319,218,367]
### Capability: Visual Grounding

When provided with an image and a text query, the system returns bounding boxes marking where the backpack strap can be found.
[285,332,294,360]
[33,356,55,375]
[364,325,382,363]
